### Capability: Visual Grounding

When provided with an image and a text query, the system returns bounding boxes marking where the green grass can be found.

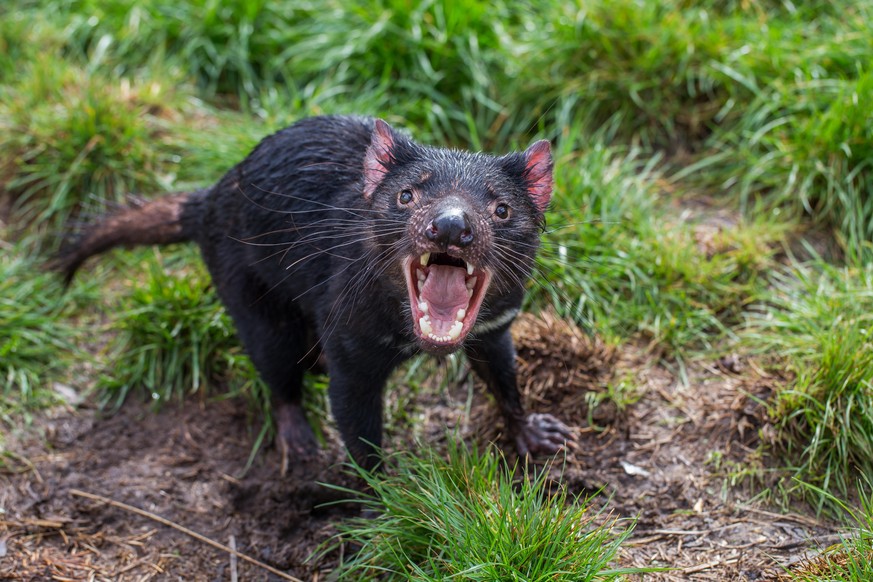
[513,0,744,146]
[514,0,867,144]
[0,56,181,232]
[165,108,271,187]
[325,440,642,581]
[533,129,784,359]
[9,0,519,146]
[787,481,873,581]
[692,69,873,262]
[6,0,872,253]
[744,262,873,505]
[94,248,262,409]
[514,0,873,258]
[0,247,90,421]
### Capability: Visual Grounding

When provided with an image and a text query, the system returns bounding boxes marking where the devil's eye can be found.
[494,203,511,219]
[398,190,414,204]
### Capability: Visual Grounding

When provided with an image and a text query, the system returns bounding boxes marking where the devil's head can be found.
[360,119,553,354]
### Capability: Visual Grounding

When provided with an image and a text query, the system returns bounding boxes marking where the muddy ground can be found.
[0,311,840,581]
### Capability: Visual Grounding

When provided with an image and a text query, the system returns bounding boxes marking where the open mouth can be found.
[403,252,491,349]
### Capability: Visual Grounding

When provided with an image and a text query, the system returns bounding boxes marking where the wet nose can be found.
[426,209,474,249]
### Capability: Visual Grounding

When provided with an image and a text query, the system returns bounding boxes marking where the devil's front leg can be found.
[465,327,572,456]
[326,351,396,472]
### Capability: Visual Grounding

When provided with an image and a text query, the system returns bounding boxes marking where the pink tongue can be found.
[420,265,469,326]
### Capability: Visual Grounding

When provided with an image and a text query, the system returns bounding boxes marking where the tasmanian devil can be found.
[55,115,572,471]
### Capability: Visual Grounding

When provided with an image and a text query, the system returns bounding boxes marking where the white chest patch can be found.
[473,308,519,335]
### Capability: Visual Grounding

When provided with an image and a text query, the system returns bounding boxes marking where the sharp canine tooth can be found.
[448,321,463,340]
[420,253,431,266]
[456,308,466,321]
[466,262,474,276]
[419,316,432,335]
[419,301,429,313]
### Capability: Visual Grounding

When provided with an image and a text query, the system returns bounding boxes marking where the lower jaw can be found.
[417,337,465,356]
[412,314,470,352]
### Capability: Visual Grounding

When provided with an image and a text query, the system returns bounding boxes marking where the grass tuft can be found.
[745,262,873,505]
[325,439,641,581]
[96,249,261,409]
[787,480,873,581]
[0,57,178,232]
[0,248,85,419]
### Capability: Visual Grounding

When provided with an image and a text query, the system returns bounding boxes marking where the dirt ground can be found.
[0,311,840,581]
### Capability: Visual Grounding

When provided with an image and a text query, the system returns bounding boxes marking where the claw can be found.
[513,413,573,457]
[275,402,318,476]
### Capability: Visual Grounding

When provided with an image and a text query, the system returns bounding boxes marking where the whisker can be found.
[317,241,407,349]
[282,233,408,271]
[248,183,393,218]
[258,231,398,251]
[230,226,406,250]
[237,218,405,242]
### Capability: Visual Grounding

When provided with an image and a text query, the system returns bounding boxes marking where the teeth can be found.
[412,259,476,343]
[419,317,464,343]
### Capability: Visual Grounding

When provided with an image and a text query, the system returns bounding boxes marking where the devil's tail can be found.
[50,189,208,285]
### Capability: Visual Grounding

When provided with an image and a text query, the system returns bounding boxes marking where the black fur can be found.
[60,115,571,470]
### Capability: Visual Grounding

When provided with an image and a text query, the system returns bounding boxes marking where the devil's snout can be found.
[426,207,474,250]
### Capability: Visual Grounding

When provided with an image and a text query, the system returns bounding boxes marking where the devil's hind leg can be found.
[219,278,318,475]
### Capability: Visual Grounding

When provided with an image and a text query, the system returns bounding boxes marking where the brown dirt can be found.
[0,312,839,581]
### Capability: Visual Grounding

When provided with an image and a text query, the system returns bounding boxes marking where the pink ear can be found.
[523,140,553,213]
[363,119,395,199]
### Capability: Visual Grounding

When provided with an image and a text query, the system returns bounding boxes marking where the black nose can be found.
[426,210,474,249]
